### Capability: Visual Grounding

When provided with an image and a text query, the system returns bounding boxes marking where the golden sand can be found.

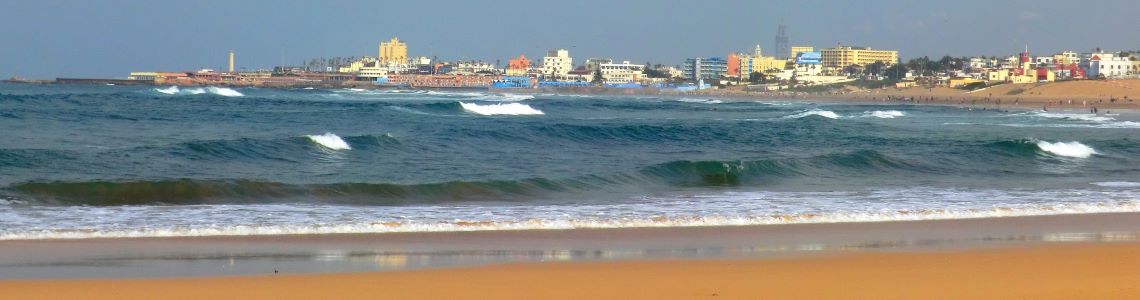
[4,242,1139,300]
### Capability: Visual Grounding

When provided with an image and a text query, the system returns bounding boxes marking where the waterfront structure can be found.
[542,49,573,77]
[507,55,531,76]
[790,46,814,57]
[585,58,613,71]
[338,57,378,74]
[683,57,727,81]
[1081,51,1132,79]
[228,50,235,73]
[379,37,408,65]
[599,61,645,84]
[820,46,898,75]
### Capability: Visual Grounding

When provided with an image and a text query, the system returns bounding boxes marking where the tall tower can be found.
[228,50,235,73]
[774,21,790,59]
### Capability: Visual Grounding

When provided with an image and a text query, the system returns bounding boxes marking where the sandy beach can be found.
[3,242,1138,299]
[3,213,1140,299]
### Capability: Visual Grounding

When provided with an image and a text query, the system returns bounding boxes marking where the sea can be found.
[2,83,1140,240]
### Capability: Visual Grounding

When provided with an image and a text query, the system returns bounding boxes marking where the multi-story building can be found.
[585,58,613,71]
[726,53,741,78]
[379,37,407,65]
[1081,51,1133,79]
[790,46,814,57]
[507,55,531,76]
[820,46,898,75]
[683,57,727,81]
[599,61,645,84]
[542,49,573,76]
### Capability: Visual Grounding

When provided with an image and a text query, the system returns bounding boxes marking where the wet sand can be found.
[3,242,1139,299]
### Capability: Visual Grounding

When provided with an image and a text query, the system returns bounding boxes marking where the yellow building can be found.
[753,56,787,73]
[820,46,898,74]
[790,46,814,57]
[379,37,407,65]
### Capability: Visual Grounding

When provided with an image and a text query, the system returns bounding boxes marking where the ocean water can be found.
[2,83,1140,240]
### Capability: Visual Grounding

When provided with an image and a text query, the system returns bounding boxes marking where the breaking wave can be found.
[460,102,544,115]
[865,110,905,118]
[306,133,351,150]
[154,86,244,97]
[3,199,1139,240]
[1036,140,1097,158]
[784,109,839,119]
[677,98,724,104]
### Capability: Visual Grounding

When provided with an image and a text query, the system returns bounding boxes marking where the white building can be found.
[542,49,573,76]
[585,58,613,71]
[1081,52,1133,79]
[599,61,645,84]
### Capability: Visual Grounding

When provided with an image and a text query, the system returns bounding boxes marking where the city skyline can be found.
[2,0,1139,79]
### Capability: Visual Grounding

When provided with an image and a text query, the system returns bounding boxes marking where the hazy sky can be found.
[2,0,1137,79]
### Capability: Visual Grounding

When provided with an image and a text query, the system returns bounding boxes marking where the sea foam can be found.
[306,133,351,150]
[459,102,544,115]
[785,109,840,119]
[154,86,243,97]
[1036,140,1097,158]
[866,110,905,118]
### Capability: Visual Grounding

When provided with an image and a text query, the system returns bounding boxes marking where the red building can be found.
[726,53,741,78]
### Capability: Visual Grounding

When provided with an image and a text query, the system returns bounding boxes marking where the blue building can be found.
[683,57,727,81]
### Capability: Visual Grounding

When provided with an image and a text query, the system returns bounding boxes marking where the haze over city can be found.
[2,0,1138,79]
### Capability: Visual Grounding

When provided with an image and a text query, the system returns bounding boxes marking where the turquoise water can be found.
[2,83,1139,239]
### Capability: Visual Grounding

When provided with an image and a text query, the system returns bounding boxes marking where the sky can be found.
[1,0,1138,79]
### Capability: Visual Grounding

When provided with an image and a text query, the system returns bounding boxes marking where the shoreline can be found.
[3,242,1138,299]
[3,212,1139,279]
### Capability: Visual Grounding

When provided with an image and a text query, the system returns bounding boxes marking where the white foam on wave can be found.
[1029,111,1115,122]
[155,86,180,94]
[306,132,351,150]
[3,200,1139,240]
[154,86,242,97]
[459,102,544,115]
[866,110,905,118]
[1036,140,1097,158]
[784,109,840,119]
[1092,182,1140,188]
[206,87,244,97]
[677,98,723,104]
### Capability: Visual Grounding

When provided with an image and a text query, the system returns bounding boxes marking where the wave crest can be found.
[460,102,544,115]
[1036,140,1097,158]
[306,133,351,150]
[154,86,244,97]
[784,109,839,119]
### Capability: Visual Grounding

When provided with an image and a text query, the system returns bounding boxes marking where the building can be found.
[683,57,727,81]
[793,52,823,76]
[820,46,898,75]
[726,53,741,78]
[379,37,408,65]
[790,46,814,57]
[599,61,645,84]
[506,55,531,76]
[1081,51,1132,79]
[585,58,613,71]
[542,49,573,76]
[338,57,378,74]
